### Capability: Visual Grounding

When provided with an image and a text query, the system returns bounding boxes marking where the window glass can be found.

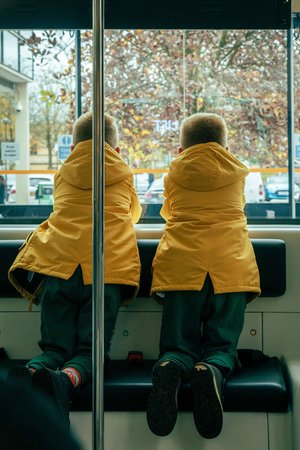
[105,30,290,221]
[19,38,33,78]
[0,27,299,223]
[0,87,15,138]
[0,31,73,220]
[3,31,18,71]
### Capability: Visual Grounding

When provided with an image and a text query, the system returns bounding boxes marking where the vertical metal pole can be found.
[92,0,105,449]
[75,30,82,119]
[182,30,186,118]
[287,27,295,218]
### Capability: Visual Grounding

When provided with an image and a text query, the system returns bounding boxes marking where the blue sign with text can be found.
[58,146,71,161]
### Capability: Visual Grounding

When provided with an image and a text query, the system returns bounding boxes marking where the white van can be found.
[244,171,264,203]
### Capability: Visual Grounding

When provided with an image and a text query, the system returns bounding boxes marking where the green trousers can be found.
[27,267,122,384]
[156,276,247,375]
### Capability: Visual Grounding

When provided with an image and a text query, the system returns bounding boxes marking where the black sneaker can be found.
[190,362,223,439]
[146,361,181,436]
[32,368,74,426]
[7,365,33,386]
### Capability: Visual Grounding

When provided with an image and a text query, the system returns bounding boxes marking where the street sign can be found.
[58,135,72,146]
[57,135,72,161]
[153,119,179,135]
[58,146,71,161]
[1,142,20,161]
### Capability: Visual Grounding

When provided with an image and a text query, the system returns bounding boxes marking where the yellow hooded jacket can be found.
[8,140,142,305]
[151,142,261,302]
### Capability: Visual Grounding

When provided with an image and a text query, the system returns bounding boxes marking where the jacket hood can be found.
[59,140,132,189]
[169,142,249,191]
[104,143,133,186]
[59,139,93,189]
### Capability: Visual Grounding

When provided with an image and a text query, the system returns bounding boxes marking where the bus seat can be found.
[0,238,288,414]
[0,356,289,413]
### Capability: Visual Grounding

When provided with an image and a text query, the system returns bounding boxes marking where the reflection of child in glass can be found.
[8,112,142,424]
[147,113,261,439]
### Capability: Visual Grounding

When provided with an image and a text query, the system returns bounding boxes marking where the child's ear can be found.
[178,146,184,154]
[115,146,121,154]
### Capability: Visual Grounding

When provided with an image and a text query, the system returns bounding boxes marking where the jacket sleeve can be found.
[130,185,142,224]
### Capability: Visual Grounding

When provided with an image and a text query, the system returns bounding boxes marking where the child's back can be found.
[147,112,260,440]
[7,111,141,425]
[151,140,260,301]
[9,113,141,304]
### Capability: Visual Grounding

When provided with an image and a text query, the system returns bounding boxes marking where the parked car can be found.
[8,175,54,204]
[35,182,54,204]
[264,173,300,202]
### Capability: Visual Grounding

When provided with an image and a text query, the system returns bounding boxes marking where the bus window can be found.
[0,27,299,223]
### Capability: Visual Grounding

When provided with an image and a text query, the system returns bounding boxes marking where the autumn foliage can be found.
[22,29,300,170]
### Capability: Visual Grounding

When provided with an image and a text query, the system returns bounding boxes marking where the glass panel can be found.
[0,27,298,223]
[104,30,289,221]
[0,31,75,220]
[0,83,15,207]
[3,31,18,71]
[19,38,33,78]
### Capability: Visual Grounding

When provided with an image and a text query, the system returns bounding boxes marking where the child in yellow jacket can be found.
[8,112,141,424]
[147,113,260,439]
